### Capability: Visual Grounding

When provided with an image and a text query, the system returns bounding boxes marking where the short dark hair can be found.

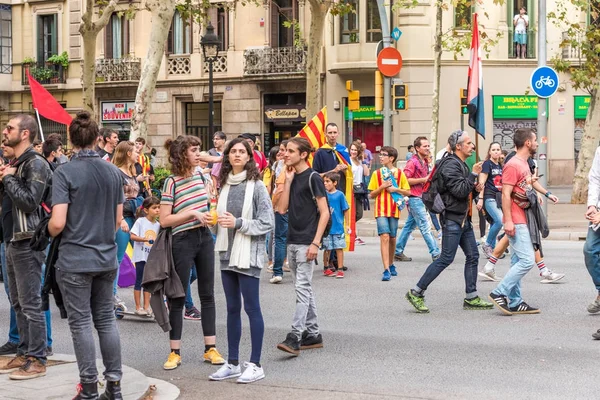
[414,137,428,148]
[407,145,414,151]
[42,136,62,157]
[513,128,534,149]
[70,111,99,148]
[100,127,117,141]
[287,137,314,161]
[15,114,39,143]
[325,122,338,131]
[381,146,398,163]
[135,137,146,145]
[324,171,340,184]
[213,131,226,140]
[33,139,42,146]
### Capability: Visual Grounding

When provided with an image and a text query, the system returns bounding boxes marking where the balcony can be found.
[202,52,228,74]
[21,62,66,85]
[243,47,307,76]
[95,58,141,82]
[508,31,537,59]
[561,31,584,60]
[167,54,192,75]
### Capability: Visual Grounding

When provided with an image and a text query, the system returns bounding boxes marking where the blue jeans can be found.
[492,224,536,308]
[396,197,440,257]
[416,219,479,296]
[584,226,600,293]
[484,199,504,248]
[272,212,288,277]
[221,271,264,364]
[185,266,198,310]
[114,216,134,295]
[429,212,441,232]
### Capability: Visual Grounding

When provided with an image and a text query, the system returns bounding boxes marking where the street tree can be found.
[549,0,600,203]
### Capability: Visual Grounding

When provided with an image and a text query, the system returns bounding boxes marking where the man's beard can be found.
[4,136,21,148]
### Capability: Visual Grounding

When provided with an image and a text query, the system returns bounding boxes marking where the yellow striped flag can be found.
[298,107,327,149]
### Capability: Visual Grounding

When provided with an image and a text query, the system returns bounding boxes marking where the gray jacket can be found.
[525,189,549,256]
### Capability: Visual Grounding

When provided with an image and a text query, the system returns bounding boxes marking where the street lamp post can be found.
[201,22,220,138]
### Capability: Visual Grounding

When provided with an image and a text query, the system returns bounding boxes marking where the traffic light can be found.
[393,84,407,111]
[460,88,468,114]
[375,71,383,113]
[346,80,360,111]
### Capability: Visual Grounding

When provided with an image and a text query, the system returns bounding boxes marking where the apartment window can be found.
[509,0,535,58]
[105,14,130,59]
[217,8,229,51]
[271,0,298,48]
[454,1,473,29]
[37,14,57,62]
[167,10,192,54]
[366,0,382,43]
[0,5,11,74]
[340,0,359,44]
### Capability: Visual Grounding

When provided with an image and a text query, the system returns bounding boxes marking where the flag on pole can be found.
[26,71,73,126]
[467,13,485,138]
[298,107,327,149]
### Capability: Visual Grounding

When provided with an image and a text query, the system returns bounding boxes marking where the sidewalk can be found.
[356,186,589,241]
[0,354,179,400]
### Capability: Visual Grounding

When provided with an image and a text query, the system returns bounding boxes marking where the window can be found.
[366,0,382,43]
[271,0,298,47]
[0,5,11,74]
[508,0,535,58]
[217,8,229,52]
[105,14,130,59]
[167,10,192,54]
[37,14,57,62]
[454,1,473,29]
[340,0,359,44]
[185,102,222,150]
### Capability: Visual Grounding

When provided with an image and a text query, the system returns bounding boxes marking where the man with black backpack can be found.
[276,137,329,356]
[0,115,52,379]
[406,130,493,313]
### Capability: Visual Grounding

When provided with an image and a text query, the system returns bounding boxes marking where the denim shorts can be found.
[376,217,399,237]
[323,234,346,250]
[514,32,527,45]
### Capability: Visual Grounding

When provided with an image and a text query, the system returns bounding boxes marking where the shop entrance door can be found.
[353,121,383,154]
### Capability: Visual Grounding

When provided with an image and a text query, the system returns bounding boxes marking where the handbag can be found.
[353,183,366,195]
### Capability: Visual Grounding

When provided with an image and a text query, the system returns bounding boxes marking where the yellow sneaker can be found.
[163,352,181,370]
[203,347,225,365]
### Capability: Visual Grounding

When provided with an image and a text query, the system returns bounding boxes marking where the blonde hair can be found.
[112,141,136,176]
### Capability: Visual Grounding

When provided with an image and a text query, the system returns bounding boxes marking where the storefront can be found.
[100,100,135,141]
[263,104,306,151]
[343,99,383,156]
[574,95,590,166]
[492,95,539,151]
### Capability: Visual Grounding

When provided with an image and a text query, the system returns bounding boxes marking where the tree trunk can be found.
[429,1,443,153]
[129,0,177,142]
[572,87,600,203]
[305,0,328,121]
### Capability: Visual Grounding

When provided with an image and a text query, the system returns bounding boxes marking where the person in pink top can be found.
[393,137,441,263]
[238,133,268,173]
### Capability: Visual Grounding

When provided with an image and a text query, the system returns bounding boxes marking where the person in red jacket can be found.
[238,133,267,172]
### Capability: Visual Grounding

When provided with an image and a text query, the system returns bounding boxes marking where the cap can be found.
[238,133,256,143]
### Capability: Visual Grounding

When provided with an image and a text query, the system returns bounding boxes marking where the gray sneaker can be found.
[478,269,501,282]
[394,252,412,262]
[588,298,600,314]
[481,243,494,259]
[540,270,565,284]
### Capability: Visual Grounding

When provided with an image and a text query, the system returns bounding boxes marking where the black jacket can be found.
[438,154,477,225]
[1,147,52,242]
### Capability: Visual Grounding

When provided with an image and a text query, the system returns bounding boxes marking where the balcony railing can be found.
[243,46,307,76]
[22,62,66,85]
[95,58,141,82]
[561,31,584,60]
[202,52,228,74]
[168,54,192,75]
[508,31,537,59]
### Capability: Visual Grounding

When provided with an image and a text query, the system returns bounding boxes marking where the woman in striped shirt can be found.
[159,135,224,370]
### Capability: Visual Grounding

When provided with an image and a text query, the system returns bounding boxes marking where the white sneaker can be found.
[269,275,282,284]
[209,363,241,381]
[478,269,501,282]
[409,234,415,241]
[237,362,265,384]
[540,270,565,284]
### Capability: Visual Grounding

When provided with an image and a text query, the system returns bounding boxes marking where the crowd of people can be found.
[1,112,599,399]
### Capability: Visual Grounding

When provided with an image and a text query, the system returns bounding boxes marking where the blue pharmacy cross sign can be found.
[530,66,559,98]
[391,27,402,41]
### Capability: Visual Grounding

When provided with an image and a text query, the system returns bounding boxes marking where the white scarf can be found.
[214,170,255,269]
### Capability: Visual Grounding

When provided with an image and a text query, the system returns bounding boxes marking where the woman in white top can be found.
[513,7,529,59]
[350,141,370,245]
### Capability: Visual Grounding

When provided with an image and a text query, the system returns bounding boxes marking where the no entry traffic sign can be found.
[377,47,403,77]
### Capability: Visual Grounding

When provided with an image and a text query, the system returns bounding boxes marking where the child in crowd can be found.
[322,172,349,279]
[368,146,411,281]
[129,196,161,316]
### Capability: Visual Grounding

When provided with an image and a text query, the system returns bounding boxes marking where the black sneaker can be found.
[509,301,540,314]
[0,341,18,356]
[276,333,300,356]
[488,292,513,315]
[592,329,600,340]
[300,331,323,350]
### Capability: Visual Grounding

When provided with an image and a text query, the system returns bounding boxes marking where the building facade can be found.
[0,0,593,184]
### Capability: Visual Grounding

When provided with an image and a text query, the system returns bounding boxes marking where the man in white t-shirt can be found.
[513,7,529,59]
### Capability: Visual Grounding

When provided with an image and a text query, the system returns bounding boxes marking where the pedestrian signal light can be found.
[460,88,468,114]
[393,84,407,111]
[375,71,383,113]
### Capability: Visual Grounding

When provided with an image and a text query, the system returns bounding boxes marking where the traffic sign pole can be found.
[376,0,392,147]
[537,0,548,215]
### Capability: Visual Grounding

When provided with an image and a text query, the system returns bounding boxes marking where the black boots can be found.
[99,381,123,400]
[73,382,98,400]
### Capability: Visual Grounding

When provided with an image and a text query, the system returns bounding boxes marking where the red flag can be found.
[26,71,73,126]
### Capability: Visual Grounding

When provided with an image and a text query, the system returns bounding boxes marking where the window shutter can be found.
[105,17,113,59]
[270,2,279,47]
[123,16,130,56]
[37,16,43,61]
[188,15,193,53]
[51,14,57,57]
[166,17,173,54]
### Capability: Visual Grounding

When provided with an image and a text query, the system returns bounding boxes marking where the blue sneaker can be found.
[382,269,391,281]
[389,265,398,276]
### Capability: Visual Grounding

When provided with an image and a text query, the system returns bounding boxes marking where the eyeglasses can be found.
[380,153,389,157]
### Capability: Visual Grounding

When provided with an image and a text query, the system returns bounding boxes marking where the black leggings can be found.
[169,227,215,340]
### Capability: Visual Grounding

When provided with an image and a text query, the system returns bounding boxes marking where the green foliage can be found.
[47,51,70,68]
[282,19,306,48]
[152,167,172,191]
[22,56,36,64]
[30,66,55,81]
[329,2,355,17]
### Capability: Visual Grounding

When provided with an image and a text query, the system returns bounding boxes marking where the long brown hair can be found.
[164,135,202,176]
[350,140,364,160]
[112,141,136,176]
[485,141,502,164]
[218,138,261,188]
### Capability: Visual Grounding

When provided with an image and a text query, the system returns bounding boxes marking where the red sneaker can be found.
[335,271,344,279]
[324,268,336,277]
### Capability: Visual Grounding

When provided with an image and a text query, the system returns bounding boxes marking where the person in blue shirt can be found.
[322,172,349,279]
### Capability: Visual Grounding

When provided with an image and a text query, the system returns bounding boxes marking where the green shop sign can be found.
[344,106,383,121]
[574,95,591,119]
[493,96,538,119]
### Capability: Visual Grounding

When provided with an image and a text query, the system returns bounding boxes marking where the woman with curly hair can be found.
[159,135,224,370]
[209,138,274,384]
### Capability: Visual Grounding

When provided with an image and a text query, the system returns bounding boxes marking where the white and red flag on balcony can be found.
[467,13,485,138]
[26,71,73,126]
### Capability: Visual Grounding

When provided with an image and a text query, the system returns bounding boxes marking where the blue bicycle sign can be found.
[530,66,559,98]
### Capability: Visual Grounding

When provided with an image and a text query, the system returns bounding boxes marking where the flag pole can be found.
[34,108,45,142]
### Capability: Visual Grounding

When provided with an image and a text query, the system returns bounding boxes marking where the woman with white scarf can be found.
[209,138,274,384]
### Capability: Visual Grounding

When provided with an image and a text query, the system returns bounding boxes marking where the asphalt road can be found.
[0,237,597,400]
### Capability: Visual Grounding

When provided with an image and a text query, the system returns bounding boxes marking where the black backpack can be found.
[308,171,331,238]
[422,155,451,214]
